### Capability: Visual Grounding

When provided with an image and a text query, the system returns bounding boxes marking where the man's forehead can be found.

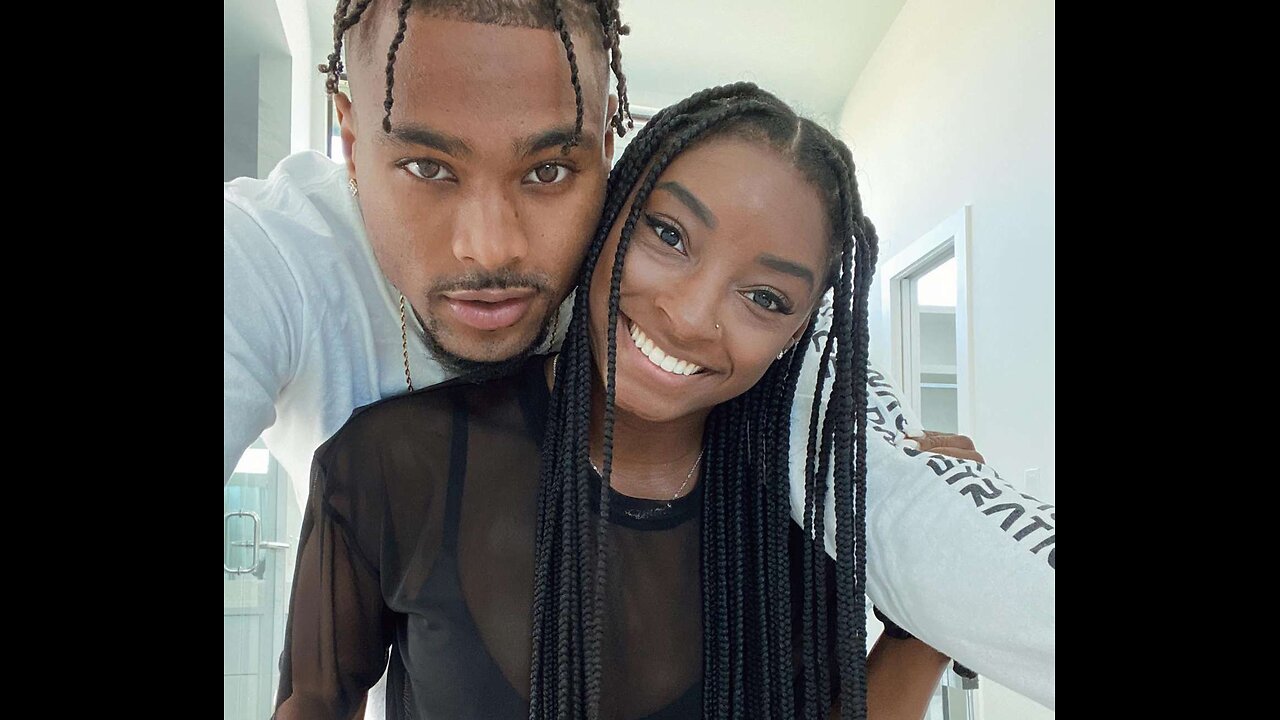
[348,12,610,118]
[348,0,605,54]
[344,14,612,158]
[348,3,608,81]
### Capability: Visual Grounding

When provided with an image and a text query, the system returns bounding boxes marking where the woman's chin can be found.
[613,370,721,424]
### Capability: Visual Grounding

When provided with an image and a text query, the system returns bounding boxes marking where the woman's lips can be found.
[618,313,712,387]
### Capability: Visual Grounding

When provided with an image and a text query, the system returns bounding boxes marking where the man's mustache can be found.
[430,270,552,294]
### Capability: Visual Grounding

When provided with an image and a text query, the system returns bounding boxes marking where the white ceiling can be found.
[607,0,908,124]
[296,0,907,125]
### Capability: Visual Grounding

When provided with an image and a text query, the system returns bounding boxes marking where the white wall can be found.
[224,55,260,182]
[224,52,293,182]
[257,54,294,178]
[838,0,1054,717]
[224,0,327,184]
[275,0,328,154]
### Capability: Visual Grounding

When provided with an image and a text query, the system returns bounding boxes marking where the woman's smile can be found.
[616,311,716,393]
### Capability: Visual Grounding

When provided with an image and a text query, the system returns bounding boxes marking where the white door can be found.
[224,439,295,719]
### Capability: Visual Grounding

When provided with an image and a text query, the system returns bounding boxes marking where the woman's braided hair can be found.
[531,81,880,719]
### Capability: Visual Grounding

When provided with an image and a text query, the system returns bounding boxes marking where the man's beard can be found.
[412,269,561,382]
[420,303,558,383]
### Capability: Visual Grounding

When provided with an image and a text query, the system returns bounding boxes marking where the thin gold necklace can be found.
[552,354,703,501]
[589,451,703,501]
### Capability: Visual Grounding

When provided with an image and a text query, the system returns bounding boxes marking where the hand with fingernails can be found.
[905,431,985,463]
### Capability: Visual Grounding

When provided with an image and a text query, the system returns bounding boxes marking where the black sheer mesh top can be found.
[275,353,839,717]
[273,356,834,720]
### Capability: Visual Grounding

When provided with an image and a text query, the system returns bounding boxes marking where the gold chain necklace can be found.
[399,293,414,392]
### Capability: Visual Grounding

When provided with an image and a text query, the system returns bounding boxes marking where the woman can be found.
[274,82,949,720]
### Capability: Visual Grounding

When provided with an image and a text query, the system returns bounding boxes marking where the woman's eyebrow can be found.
[757,253,815,290]
[657,181,718,229]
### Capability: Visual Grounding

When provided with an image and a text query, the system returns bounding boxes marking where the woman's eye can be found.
[745,289,791,314]
[524,163,571,185]
[644,214,686,253]
[403,160,454,181]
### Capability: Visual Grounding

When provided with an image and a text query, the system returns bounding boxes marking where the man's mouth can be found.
[442,288,538,331]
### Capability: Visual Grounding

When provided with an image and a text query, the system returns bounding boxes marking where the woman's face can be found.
[588,134,832,424]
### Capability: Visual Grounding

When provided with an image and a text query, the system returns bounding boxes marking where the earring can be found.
[348,177,359,197]
[714,323,721,330]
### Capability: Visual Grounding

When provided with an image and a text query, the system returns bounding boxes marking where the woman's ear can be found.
[788,318,812,351]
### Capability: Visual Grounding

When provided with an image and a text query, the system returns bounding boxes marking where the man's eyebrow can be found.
[513,126,600,158]
[657,181,717,229]
[756,253,816,290]
[387,123,473,158]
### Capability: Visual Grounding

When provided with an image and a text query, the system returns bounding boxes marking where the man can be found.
[225,0,1054,712]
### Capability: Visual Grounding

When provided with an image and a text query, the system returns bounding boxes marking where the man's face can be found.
[337,13,615,370]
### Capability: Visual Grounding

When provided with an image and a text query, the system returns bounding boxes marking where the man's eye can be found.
[525,163,571,185]
[403,160,454,181]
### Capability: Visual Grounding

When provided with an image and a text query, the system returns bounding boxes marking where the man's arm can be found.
[787,312,1054,709]
[224,200,302,481]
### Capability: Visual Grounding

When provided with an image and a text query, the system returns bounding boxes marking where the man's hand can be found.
[907,430,985,463]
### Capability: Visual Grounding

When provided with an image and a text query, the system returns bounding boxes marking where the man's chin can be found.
[423,320,550,381]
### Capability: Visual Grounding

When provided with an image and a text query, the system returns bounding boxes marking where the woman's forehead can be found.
[657,137,827,238]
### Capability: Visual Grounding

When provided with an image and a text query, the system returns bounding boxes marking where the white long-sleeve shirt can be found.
[225,151,1054,710]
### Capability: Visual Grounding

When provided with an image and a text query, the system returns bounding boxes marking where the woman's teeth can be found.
[629,321,702,376]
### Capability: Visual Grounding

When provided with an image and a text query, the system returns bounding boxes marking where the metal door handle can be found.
[224,510,260,574]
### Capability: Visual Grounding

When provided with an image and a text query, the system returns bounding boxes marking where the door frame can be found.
[877,206,974,436]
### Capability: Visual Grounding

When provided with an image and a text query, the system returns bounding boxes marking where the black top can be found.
[274,356,836,719]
